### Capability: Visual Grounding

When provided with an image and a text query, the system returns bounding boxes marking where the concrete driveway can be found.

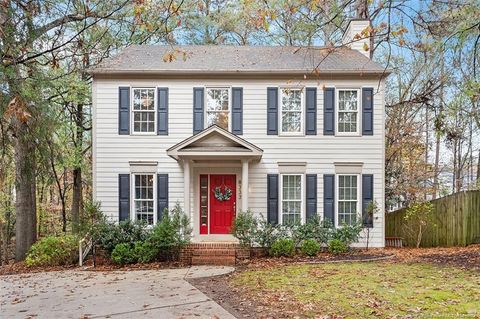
[0,266,236,318]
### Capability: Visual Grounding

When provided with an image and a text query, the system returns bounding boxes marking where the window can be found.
[281,174,303,224]
[337,89,359,134]
[280,88,303,134]
[132,88,156,133]
[133,174,155,225]
[199,175,208,234]
[206,88,229,130]
[337,175,359,226]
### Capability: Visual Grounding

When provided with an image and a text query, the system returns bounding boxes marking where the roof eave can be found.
[88,69,392,76]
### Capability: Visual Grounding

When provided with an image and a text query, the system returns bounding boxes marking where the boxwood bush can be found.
[300,239,320,256]
[25,235,78,267]
[269,238,295,257]
[328,239,349,254]
[111,243,136,265]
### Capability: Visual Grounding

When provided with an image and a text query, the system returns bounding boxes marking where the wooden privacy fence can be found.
[386,190,480,247]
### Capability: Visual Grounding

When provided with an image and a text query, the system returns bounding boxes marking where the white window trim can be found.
[131,87,157,135]
[131,173,157,226]
[204,87,232,131]
[279,87,305,136]
[279,174,305,225]
[335,88,361,136]
[335,174,361,228]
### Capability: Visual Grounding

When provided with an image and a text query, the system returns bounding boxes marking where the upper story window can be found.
[337,89,359,134]
[280,88,303,134]
[281,174,303,224]
[132,88,156,133]
[133,174,155,225]
[337,174,359,226]
[206,88,230,130]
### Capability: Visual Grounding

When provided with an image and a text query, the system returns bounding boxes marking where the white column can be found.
[241,159,249,211]
[183,159,191,218]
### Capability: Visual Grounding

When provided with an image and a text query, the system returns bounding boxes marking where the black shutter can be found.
[267,174,279,224]
[118,87,130,135]
[267,87,278,135]
[306,174,317,220]
[157,174,168,221]
[157,87,168,135]
[193,87,204,134]
[362,174,374,227]
[323,174,335,224]
[362,88,374,135]
[305,88,317,135]
[118,174,130,221]
[232,87,243,135]
[323,87,335,135]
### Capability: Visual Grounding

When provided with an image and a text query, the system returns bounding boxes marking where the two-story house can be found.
[91,19,389,248]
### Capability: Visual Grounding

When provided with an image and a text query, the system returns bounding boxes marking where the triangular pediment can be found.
[167,125,263,160]
[186,131,248,149]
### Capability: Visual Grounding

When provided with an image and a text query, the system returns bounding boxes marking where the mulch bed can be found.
[385,244,480,271]
[0,253,188,276]
[0,262,78,276]
[188,272,260,319]
[241,249,393,267]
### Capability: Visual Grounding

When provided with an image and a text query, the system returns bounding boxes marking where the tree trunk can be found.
[14,121,37,261]
[71,100,84,234]
[433,133,440,198]
[456,141,462,192]
[425,106,429,200]
[71,167,82,233]
[356,0,368,19]
[453,139,457,194]
[433,55,444,199]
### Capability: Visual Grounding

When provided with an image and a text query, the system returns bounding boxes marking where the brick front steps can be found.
[180,243,250,266]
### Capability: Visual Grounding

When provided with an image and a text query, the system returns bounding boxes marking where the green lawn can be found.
[232,262,480,318]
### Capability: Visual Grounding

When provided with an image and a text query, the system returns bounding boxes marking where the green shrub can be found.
[404,201,436,248]
[77,200,104,235]
[111,243,136,265]
[231,210,257,247]
[328,239,349,254]
[332,223,362,246]
[269,238,295,257]
[255,218,286,248]
[300,239,320,256]
[148,203,192,260]
[292,217,334,246]
[134,241,158,263]
[92,219,149,253]
[25,235,78,267]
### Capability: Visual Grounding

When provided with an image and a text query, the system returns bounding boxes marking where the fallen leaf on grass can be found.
[11,297,25,304]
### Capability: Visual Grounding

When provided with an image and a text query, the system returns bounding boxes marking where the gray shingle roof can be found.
[90,45,388,75]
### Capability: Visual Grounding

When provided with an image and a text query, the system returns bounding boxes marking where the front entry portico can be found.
[167,125,263,239]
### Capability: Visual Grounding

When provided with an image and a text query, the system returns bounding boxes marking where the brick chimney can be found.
[342,19,372,58]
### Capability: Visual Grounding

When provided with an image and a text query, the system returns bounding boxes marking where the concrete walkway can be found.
[0,266,236,318]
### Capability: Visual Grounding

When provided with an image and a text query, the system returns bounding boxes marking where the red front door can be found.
[209,174,236,234]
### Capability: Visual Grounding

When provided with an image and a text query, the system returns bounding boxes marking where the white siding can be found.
[342,20,371,58]
[93,77,386,247]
